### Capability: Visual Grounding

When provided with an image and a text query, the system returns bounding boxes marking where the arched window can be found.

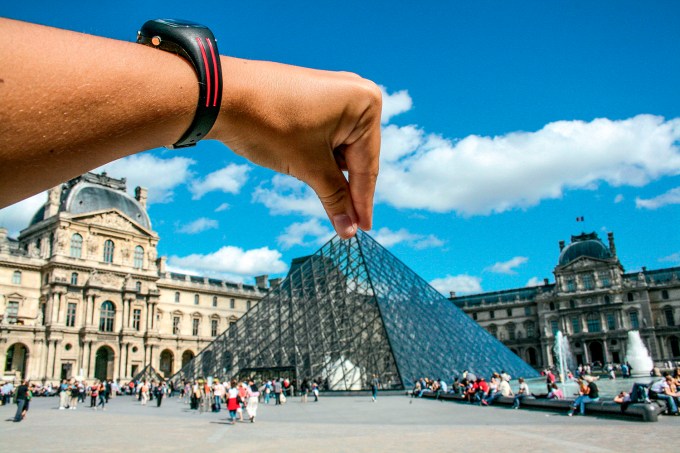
[135,281,142,292]
[174,292,180,303]
[70,234,83,258]
[506,323,516,340]
[12,270,22,285]
[99,301,115,332]
[103,240,114,263]
[133,246,144,269]
[586,313,601,333]
[194,294,199,305]
[71,272,78,286]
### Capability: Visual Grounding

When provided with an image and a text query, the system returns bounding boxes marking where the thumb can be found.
[307,167,358,239]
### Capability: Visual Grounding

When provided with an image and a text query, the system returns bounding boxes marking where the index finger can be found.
[344,124,381,231]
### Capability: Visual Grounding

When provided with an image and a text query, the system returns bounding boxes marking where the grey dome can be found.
[558,233,612,266]
[30,173,151,229]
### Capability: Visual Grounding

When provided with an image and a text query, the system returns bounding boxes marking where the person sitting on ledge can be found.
[511,377,531,409]
[568,376,599,416]
[648,374,680,416]
[547,383,564,400]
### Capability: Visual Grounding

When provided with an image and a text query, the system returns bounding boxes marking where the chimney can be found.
[269,278,282,288]
[449,291,456,298]
[135,186,148,208]
[45,185,62,219]
[559,240,565,251]
[543,278,549,286]
[607,232,617,258]
[156,256,166,274]
[255,275,268,288]
[0,228,8,253]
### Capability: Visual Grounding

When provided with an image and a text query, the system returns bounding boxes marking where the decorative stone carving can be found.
[89,272,121,288]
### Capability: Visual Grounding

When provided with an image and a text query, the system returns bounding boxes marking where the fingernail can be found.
[333,214,357,238]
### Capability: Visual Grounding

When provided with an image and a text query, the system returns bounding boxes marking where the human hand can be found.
[208,57,382,239]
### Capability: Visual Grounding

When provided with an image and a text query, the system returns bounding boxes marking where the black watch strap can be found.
[137,19,223,149]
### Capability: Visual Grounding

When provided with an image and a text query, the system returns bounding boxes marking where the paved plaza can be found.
[1,393,677,452]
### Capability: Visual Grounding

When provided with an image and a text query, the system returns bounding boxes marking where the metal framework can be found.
[170,231,537,390]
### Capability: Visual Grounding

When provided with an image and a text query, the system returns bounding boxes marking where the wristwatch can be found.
[137,19,223,149]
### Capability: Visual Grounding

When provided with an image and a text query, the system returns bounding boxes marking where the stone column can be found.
[87,341,96,378]
[50,292,59,325]
[112,344,120,381]
[603,340,610,363]
[56,290,66,324]
[52,340,62,379]
[119,343,128,380]
[150,303,156,330]
[41,340,52,381]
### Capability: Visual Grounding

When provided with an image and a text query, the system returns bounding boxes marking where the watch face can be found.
[156,18,208,29]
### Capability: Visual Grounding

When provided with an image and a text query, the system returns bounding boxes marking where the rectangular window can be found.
[506,308,512,317]
[566,279,576,292]
[230,299,235,309]
[132,309,141,331]
[211,319,218,337]
[66,303,77,327]
[6,301,19,324]
[606,313,616,330]
[525,323,535,338]
[192,318,200,336]
[173,316,180,335]
[587,316,601,333]
[524,306,531,316]
[247,300,252,310]
[472,312,478,321]
[629,311,639,329]
[12,271,21,285]
[212,297,217,307]
[489,310,495,319]
[550,320,559,336]
[571,316,581,334]
[599,272,611,288]
[582,274,594,290]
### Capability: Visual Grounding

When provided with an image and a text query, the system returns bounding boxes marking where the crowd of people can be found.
[410,364,680,416]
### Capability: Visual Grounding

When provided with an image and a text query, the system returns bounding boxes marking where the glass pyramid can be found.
[171,231,538,390]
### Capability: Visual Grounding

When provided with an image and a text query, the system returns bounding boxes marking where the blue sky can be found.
[2,1,679,295]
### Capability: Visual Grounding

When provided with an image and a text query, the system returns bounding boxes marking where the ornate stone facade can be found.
[0,173,270,383]
[452,232,680,370]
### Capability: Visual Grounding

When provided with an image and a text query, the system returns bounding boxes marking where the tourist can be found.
[614,391,630,404]
[212,379,225,412]
[226,380,240,425]
[371,374,380,402]
[97,381,107,410]
[90,381,99,408]
[246,380,260,423]
[13,380,30,422]
[263,380,273,405]
[511,377,531,409]
[547,383,564,400]
[237,382,248,421]
[312,382,320,402]
[648,374,679,415]
[274,379,283,405]
[154,382,164,407]
[300,379,309,403]
[568,376,600,416]
[545,369,556,393]
[58,379,69,410]
[474,378,490,404]
[69,381,80,410]
[2,381,15,406]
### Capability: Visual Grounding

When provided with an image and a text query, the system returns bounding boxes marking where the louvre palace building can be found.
[0,172,272,384]
[451,232,680,371]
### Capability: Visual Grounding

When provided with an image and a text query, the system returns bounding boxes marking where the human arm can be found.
[0,18,382,238]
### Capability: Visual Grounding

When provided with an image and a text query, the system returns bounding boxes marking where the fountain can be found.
[553,331,576,383]
[625,331,654,377]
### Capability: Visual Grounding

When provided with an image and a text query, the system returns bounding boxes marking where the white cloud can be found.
[177,217,219,234]
[614,194,624,203]
[371,227,444,250]
[659,252,680,263]
[252,175,325,217]
[215,203,230,212]
[277,218,334,250]
[526,277,543,287]
[635,186,680,210]
[97,153,194,203]
[189,164,250,200]
[0,192,47,236]
[380,86,413,124]
[167,245,288,279]
[429,274,483,296]
[377,115,680,215]
[486,256,528,275]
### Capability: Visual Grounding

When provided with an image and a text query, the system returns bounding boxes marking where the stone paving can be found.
[1,393,677,452]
